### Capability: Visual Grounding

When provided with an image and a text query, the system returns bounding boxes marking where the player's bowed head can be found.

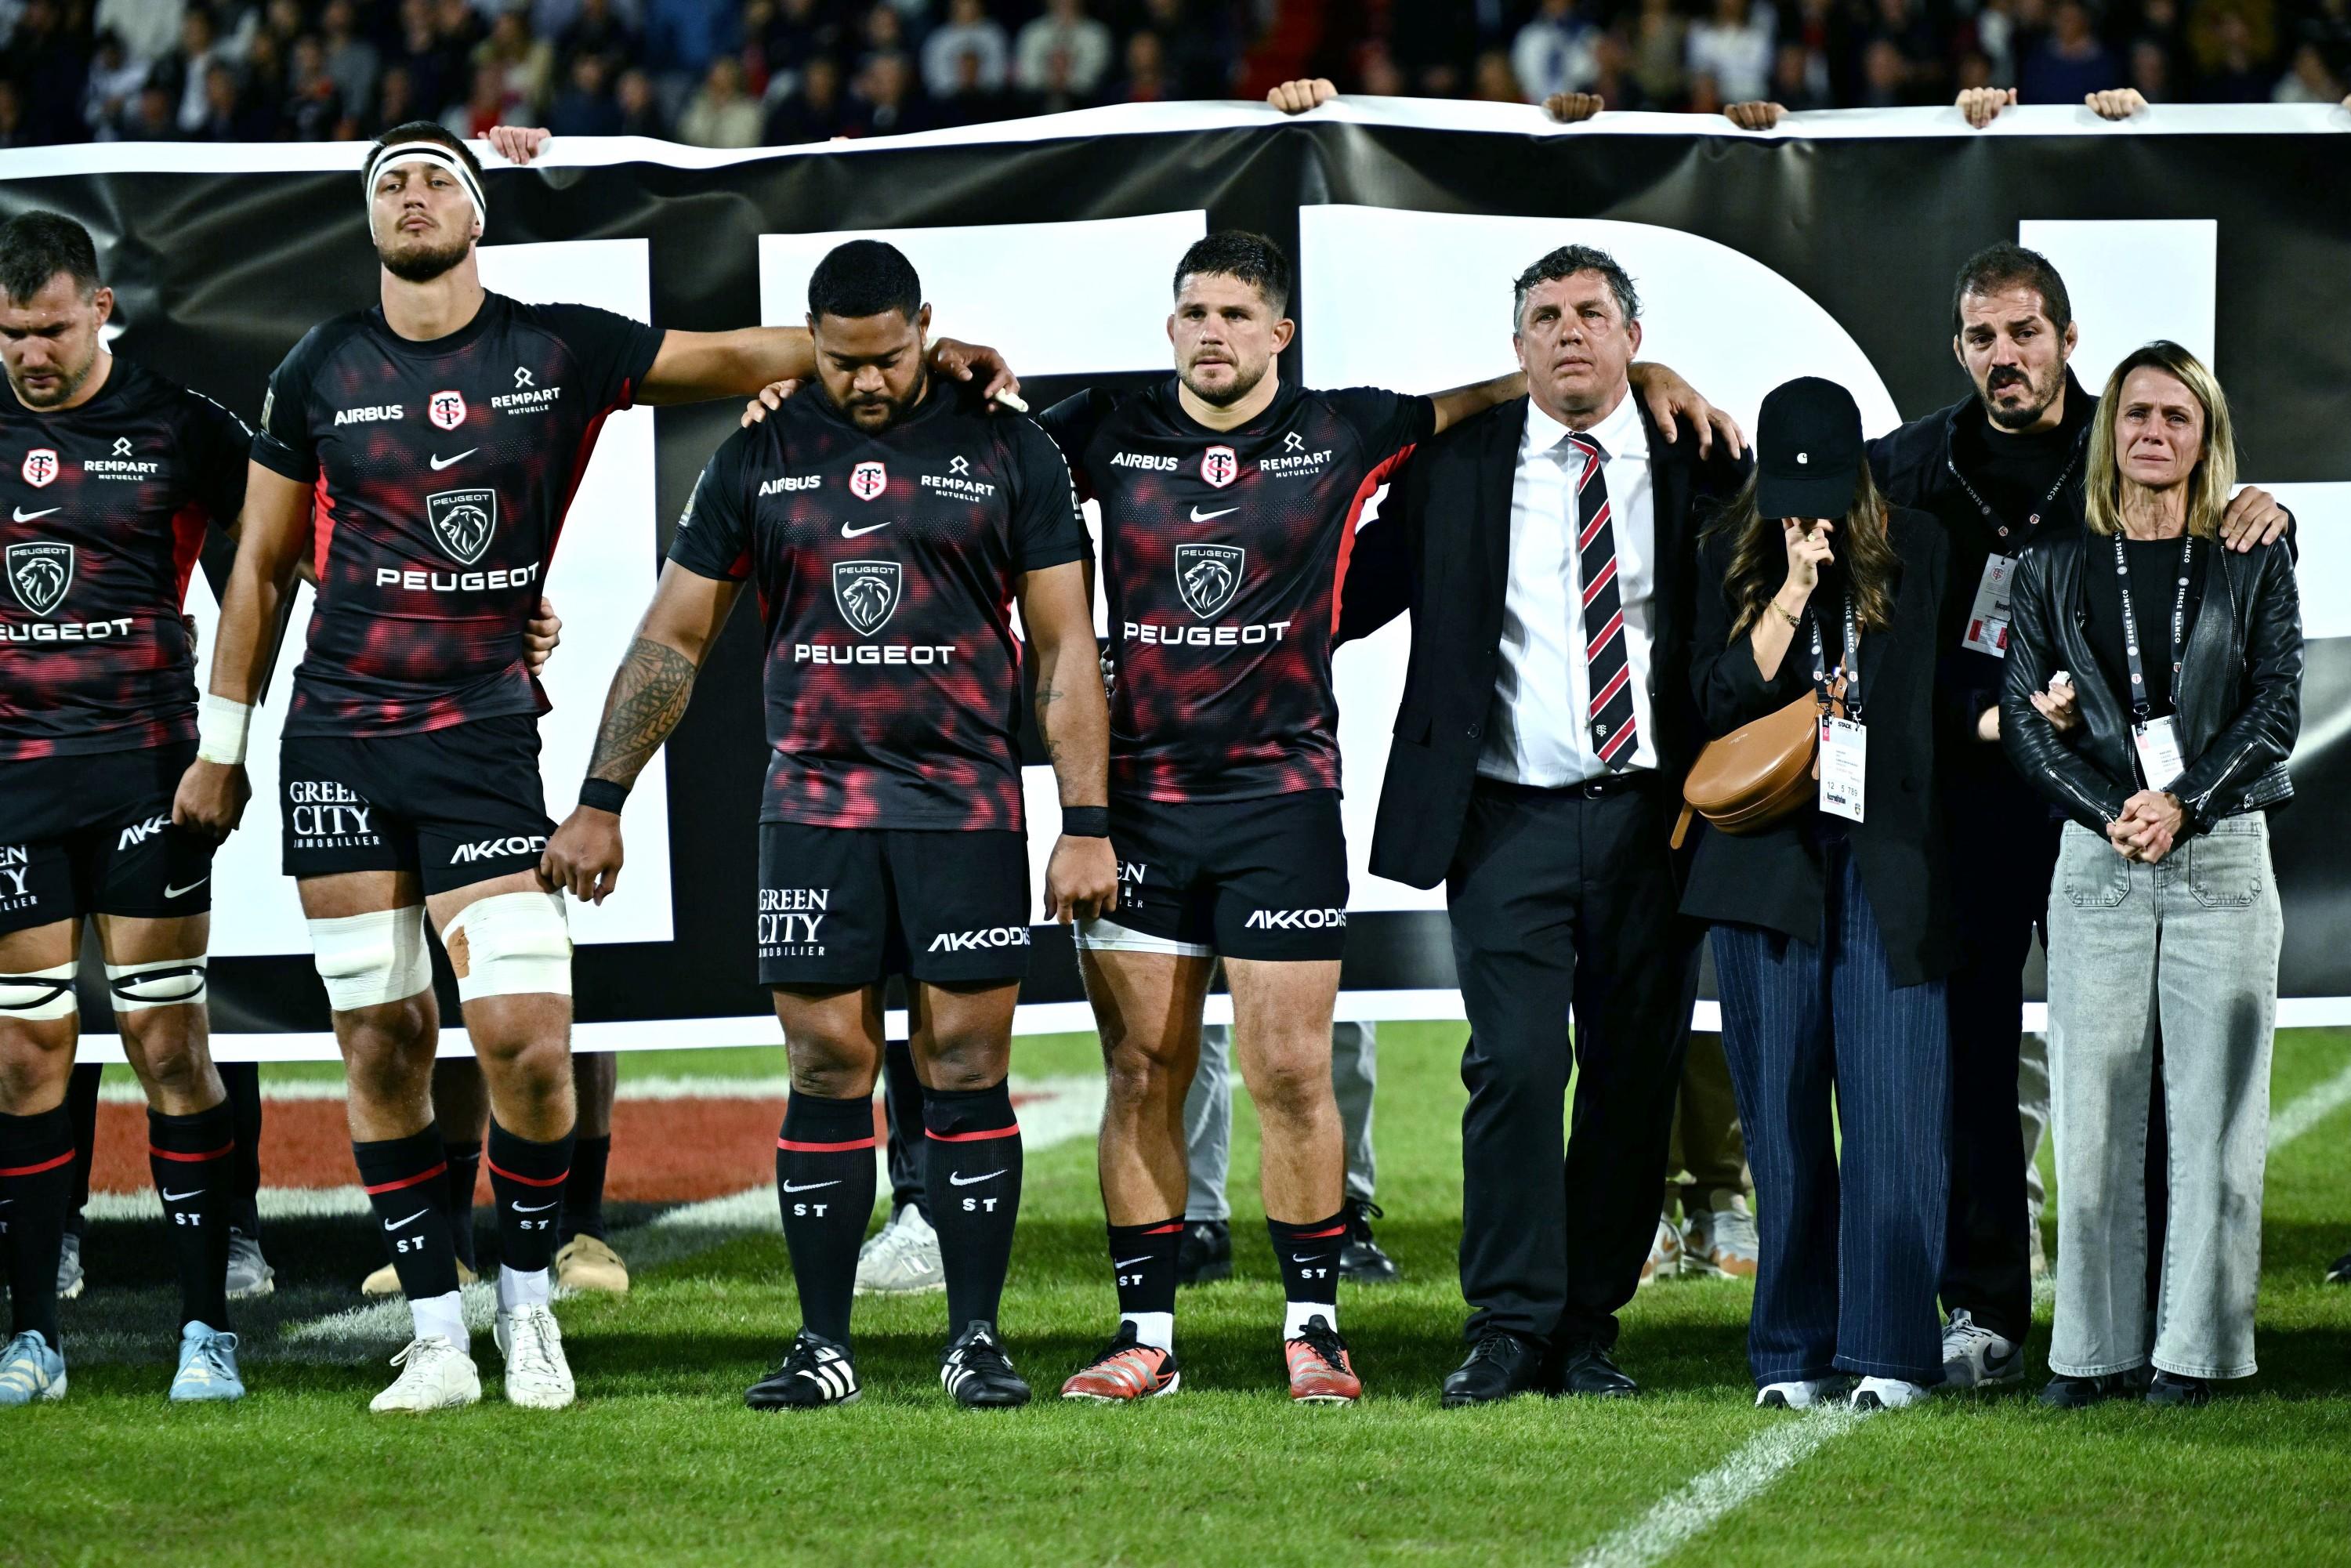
[806,239,934,434]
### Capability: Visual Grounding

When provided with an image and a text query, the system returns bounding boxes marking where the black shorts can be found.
[0,743,213,937]
[279,715,553,896]
[757,823,1031,988]
[1078,789,1350,962]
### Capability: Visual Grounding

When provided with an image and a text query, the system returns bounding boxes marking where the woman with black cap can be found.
[1684,375,1955,1410]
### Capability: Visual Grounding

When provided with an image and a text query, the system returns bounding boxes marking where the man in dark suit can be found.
[1342,244,1748,1402]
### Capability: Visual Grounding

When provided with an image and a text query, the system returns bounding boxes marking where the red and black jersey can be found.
[251,291,663,739]
[0,356,250,762]
[668,382,1089,832]
[1041,378,1433,803]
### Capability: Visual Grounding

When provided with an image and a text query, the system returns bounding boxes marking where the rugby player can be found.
[542,238,1114,1410]
[174,126,1015,1414]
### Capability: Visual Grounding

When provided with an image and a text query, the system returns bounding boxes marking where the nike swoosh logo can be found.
[1190,505,1238,522]
[13,506,59,522]
[1114,1255,1151,1269]
[511,1200,559,1212]
[429,448,476,471]
[162,1189,204,1202]
[164,877,209,899]
[385,1208,429,1230]
[781,1179,841,1194]
[1291,1252,1335,1262]
[840,519,893,538]
[947,1169,1005,1186]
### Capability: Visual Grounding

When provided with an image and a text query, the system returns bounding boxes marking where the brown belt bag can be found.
[1671,679,1844,850]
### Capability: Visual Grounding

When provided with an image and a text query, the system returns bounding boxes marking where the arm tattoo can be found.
[585,636,699,786]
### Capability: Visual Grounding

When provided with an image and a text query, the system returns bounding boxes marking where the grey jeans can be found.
[1184,1021,1378,1221]
[2045,815,2279,1381]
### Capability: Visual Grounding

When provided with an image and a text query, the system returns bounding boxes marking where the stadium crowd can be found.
[0,0,2344,150]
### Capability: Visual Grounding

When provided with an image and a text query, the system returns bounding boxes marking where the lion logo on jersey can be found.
[1201,444,1238,490]
[428,390,468,432]
[1174,543,1244,620]
[833,559,901,636]
[426,488,498,566]
[6,541,73,617]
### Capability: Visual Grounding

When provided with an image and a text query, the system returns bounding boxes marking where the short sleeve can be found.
[1036,388,1114,502]
[666,427,757,582]
[540,302,666,415]
[249,330,324,483]
[1006,418,1091,574]
[181,390,253,527]
[1325,387,1436,465]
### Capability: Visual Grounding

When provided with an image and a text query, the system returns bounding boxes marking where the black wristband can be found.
[1060,806,1110,838]
[578,778,630,815]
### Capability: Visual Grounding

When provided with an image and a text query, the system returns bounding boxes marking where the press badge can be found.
[2132,716,2186,791]
[1819,716,1867,823]
[1961,553,2019,657]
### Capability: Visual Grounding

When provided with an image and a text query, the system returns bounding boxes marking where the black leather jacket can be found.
[2000,530,2300,833]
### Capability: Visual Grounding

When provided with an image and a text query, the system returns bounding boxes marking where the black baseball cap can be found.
[1755,376,1864,520]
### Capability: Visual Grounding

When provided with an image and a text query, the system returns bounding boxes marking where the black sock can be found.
[444,1139,483,1271]
[66,1063,101,1233]
[775,1092,877,1345]
[354,1125,461,1301]
[485,1120,573,1276]
[922,1080,1023,1330]
[219,1062,264,1237]
[1106,1216,1183,1329]
[559,1133,611,1242]
[148,1102,237,1330]
[0,1106,75,1347]
[1268,1208,1347,1332]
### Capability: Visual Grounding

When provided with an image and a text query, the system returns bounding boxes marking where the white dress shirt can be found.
[1478,387,1662,785]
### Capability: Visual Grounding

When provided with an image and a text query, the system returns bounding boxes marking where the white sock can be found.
[1284,1300,1336,1339]
[411,1290,467,1348]
[1124,1311,1175,1352]
[497,1265,552,1313]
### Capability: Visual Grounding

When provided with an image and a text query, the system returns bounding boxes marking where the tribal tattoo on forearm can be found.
[585,636,700,786]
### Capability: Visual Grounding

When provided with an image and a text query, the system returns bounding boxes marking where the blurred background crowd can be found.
[1,0,2342,149]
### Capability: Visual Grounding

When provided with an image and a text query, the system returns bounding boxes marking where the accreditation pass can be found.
[1819,716,1867,823]
[2132,716,2186,791]
[1962,553,2020,657]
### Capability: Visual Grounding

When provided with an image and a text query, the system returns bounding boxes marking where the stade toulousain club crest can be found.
[1176,543,1244,620]
[833,559,900,636]
[427,488,498,566]
[7,541,72,616]
[849,461,888,502]
[21,447,58,487]
[1201,444,1238,490]
[428,390,468,432]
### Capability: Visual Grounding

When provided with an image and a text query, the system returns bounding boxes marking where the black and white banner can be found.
[6,100,2346,1057]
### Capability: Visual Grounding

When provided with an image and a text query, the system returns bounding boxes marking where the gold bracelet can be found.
[1771,599,1802,628]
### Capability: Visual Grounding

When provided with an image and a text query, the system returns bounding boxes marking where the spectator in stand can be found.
[393,0,456,127]
[1147,0,1233,98]
[559,0,640,77]
[433,0,489,80]
[2131,37,2175,98]
[478,8,554,121]
[0,78,27,146]
[319,0,379,127]
[375,59,417,130]
[9,0,93,143]
[1513,0,1599,103]
[548,48,621,133]
[857,49,928,135]
[121,77,176,136]
[284,32,348,139]
[678,53,762,146]
[1118,28,1171,102]
[1688,0,1775,104]
[1472,46,1521,100]
[444,58,511,136]
[614,61,666,134]
[766,50,852,139]
[758,0,842,82]
[1631,0,1690,107]
[932,41,1006,122]
[645,0,731,78]
[1858,36,1914,103]
[2021,2,2122,102]
[194,56,258,136]
[1766,37,1831,110]
[1014,0,1110,100]
[83,28,148,139]
[1358,42,1407,96]
[242,29,289,126]
[1020,43,1092,112]
[923,0,1005,102]
[2193,10,2275,100]
[2274,41,2347,100]
[94,0,186,78]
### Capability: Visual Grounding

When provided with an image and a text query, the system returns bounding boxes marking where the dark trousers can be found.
[1447,774,1700,1349]
[1712,839,1950,1387]
[882,1037,928,1219]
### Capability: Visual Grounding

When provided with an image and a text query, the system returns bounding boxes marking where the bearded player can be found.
[174,126,1015,1414]
[542,239,1114,1410]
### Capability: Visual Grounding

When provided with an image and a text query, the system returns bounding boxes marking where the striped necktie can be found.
[1566,430,1638,771]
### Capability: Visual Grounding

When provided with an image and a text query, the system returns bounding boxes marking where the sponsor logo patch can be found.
[427,389,468,431]
[1200,444,1238,489]
[20,448,57,488]
[849,460,888,502]
[1174,543,1244,619]
[832,559,900,636]
[1244,907,1348,930]
[6,541,72,615]
[926,925,1032,953]
[333,404,403,426]
[426,488,498,566]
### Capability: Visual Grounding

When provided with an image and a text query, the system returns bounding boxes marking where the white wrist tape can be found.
[196,694,254,766]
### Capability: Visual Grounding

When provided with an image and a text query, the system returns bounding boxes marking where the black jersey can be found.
[668,382,1089,832]
[251,291,663,739]
[0,357,249,762]
[1041,378,1433,803]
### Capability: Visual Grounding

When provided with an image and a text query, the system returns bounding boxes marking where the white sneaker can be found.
[1852,1376,1931,1410]
[494,1303,576,1410]
[1684,1201,1760,1280]
[1940,1309,2023,1389]
[1637,1215,1684,1287]
[1755,1377,1846,1409]
[856,1204,945,1296]
[368,1335,481,1414]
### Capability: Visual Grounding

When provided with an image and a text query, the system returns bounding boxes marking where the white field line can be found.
[1570,1054,2351,1568]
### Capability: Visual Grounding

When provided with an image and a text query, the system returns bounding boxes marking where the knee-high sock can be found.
[1268,1209,1347,1338]
[486,1119,572,1309]
[149,1103,237,1329]
[923,1081,1023,1331]
[444,1138,483,1272]
[776,1093,877,1345]
[65,1064,101,1235]
[354,1126,464,1343]
[219,1062,264,1237]
[0,1106,75,1347]
[1106,1216,1183,1350]
[559,1134,611,1243]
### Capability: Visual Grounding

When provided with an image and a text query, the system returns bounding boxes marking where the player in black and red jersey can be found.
[542,240,1114,1411]
[174,125,1016,1415]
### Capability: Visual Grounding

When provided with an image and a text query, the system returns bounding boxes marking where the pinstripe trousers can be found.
[1710,837,1951,1387]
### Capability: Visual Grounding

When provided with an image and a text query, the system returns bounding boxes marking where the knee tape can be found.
[444,892,571,1003]
[105,957,208,1012]
[0,961,78,1020]
[310,907,433,1012]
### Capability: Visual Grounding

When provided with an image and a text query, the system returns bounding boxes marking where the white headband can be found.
[364,141,487,237]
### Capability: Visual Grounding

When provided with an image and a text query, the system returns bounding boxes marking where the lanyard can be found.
[1947,425,2087,547]
[1807,592,1862,722]
[2112,531,2195,723]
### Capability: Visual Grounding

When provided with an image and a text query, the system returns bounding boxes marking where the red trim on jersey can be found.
[168,502,210,607]
[310,473,338,584]
[483,1154,569,1188]
[1329,442,1418,638]
[362,1161,447,1195]
[148,1139,235,1164]
[0,1150,74,1178]
[924,1123,1020,1143]
[777,1135,881,1153]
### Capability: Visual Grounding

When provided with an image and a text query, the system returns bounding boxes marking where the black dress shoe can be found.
[1176,1219,1231,1286]
[2145,1371,2212,1407]
[1556,1341,1639,1399]
[1441,1330,1549,1407]
[2327,1250,2351,1284]
[1338,1199,1401,1284]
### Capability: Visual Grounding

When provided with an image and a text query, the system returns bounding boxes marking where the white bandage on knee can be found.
[0,961,78,1020]
[309,907,434,1012]
[443,892,571,1003]
[105,957,208,1012]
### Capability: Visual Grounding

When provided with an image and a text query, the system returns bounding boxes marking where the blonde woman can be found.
[2001,341,2301,1409]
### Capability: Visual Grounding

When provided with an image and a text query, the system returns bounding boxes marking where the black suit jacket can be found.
[1338,394,1751,890]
